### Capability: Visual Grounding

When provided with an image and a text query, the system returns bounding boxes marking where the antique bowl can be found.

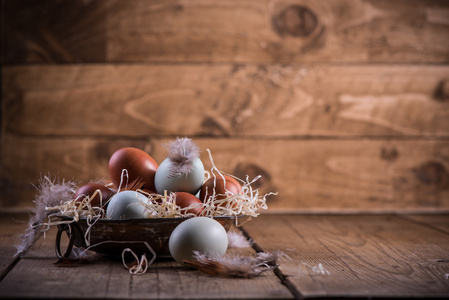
[55,216,237,259]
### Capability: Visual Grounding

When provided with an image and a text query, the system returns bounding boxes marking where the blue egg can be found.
[169,217,228,265]
[106,190,149,219]
[154,157,204,195]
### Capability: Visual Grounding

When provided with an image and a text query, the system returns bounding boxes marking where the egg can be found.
[169,217,228,265]
[106,190,149,219]
[74,183,115,207]
[154,157,204,195]
[200,175,242,203]
[108,147,158,191]
[174,192,204,215]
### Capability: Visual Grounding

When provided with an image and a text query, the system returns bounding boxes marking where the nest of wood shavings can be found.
[199,149,272,219]
[45,189,109,246]
[28,149,273,234]
[134,190,199,218]
[135,149,272,222]
[136,176,270,221]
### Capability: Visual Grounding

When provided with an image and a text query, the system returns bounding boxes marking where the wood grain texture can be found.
[1,0,107,63]
[242,214,449,297]
[0,136,150,208]
[3,214,449,298]
[0,225,292,299]
[3,64,449,137]
[403,214,449,234]
[1,136,448,213]
[2,0,449,64]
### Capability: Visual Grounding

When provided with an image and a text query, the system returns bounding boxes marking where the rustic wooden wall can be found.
[1,0,449,213]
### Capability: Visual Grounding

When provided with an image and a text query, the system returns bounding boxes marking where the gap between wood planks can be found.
[239,226,304,300]
[396,214,449,235]
[5,134,449,141]
[0,256,20,282]
[0,229,44,283]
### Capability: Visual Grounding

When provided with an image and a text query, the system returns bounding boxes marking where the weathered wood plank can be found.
[3,64,449,137]
[2,0,449,64]
[0,223,292,299]
[1,0,107,64]
[1,136,448,213]
[243,214,449,297]
[0,136,152,209]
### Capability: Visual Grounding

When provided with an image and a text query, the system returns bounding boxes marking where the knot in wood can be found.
[380,147,399,161]
[272,5,318,37]
[414,161,449,189]
[433,80,449,102]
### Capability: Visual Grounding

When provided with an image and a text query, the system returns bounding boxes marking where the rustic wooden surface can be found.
[404,214,449,234]
[0,213,28,279]
[243,214,449,298]
[1,213,448,299]
[0,217,292,300]
[2,0,449,64]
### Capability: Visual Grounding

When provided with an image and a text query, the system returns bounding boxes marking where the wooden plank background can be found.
[2,0,449,64]
[1,0,449,212]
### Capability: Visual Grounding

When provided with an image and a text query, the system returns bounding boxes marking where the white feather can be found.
[14,175,77,257]
[165,137,200,178]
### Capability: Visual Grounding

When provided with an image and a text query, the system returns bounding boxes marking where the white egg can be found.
[154,157,204,195]
[169,217,228,265]
[106,190,149,219]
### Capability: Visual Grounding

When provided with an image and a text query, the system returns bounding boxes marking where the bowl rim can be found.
[56,215,243,224]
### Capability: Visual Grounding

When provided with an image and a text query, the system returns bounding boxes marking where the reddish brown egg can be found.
[74,183,115,207]
[174,192,204,215]
[199,175,242,204]
[108,147,158,191]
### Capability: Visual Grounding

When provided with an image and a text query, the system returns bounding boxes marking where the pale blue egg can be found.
[168,217,228,265]
[154,157,204,195]
[106,190,149,219]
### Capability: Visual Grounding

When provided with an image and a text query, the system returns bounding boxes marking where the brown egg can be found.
[108,147,158,191]
[174,192,204,215]
[74,183,115,207]
[199,175,242,204]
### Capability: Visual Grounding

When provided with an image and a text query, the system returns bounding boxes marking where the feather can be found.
[227,231,253,248]
[164,137,200,178]
[184,251,287,278]
[14,175,78,258]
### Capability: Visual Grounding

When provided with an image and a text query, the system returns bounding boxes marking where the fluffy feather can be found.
[185,251,287,278]
[227,231,253,248]
[165,137,200,178]
[14,175,78,257]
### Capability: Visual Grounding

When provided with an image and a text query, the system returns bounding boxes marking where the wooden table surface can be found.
[1,213,449,299]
